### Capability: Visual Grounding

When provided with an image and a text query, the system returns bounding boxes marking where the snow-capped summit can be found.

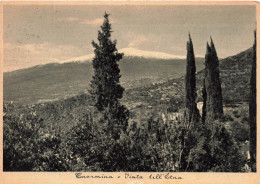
[59,54,94,63]
[119,47,186,59]
[58,47,186,64]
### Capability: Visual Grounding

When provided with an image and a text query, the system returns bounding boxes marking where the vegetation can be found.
[249,31,256,171]
[203,38,223,123]
[89,12,129,140]
[3,103,69,171]
[201,79,207,123]
[184,34,200,124]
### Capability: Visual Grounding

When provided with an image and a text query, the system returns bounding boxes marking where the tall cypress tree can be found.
[185,33,200,124]
[204,38,223,123]
[249,30,256,171]
[202,79,207,123]
[89,12,129,139]
[90,12,124,111]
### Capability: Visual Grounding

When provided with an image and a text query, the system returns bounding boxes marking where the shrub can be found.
[3,106,69,171]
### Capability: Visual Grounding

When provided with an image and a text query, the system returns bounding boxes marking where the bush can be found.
[206,120,247,172]
[222,113,234,122]
[3,104,69,171]
[230,121,249,143]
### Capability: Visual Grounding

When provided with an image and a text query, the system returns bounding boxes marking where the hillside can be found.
[199,47,253,103]
[3,47,253,125]
[4,56,204,105]
[126,47,253,108]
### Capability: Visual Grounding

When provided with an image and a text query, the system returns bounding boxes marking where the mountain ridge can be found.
[4,47,252,105]
[4,55,205,105]
[4,47,192,74]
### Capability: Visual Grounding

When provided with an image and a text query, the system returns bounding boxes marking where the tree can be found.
[200,37,246,172]
[207,120,247,172]
[249,30,256,171]
[203,38,223,123]
[90,12,124,111]
[184,33,200,124]
[89,12,129,140]
[202,79,207,123]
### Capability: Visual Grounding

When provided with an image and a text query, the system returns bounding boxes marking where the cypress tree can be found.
[89,12,129,139]
[90,12,124,111]
[202,79,207,123]
[185,33,200,124]
[249,30,256,171]
[204,38,223,123]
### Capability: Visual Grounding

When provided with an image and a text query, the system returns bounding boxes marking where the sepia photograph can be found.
[0,1,259,183]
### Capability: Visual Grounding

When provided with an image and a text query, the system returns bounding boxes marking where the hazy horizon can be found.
[3,5,256,72]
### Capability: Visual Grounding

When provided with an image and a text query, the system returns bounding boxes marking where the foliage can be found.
[200,38,247,172]
[206,120,247,172]
[202,79,207,123]
[230,120,249,143]
[3,97,249,172]
[3,103,69,171]
[203,38,223,122]
[67,111,246,172]
[185,34,200,123]
[249,31,256,171]
[89,12,124,112]
[67,111,131,171]
[89,12,129,140]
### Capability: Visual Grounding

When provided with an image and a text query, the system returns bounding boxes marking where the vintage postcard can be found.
[0,1,259,184]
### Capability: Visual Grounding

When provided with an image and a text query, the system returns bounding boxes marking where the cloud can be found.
[4,42,90,72]
[81,18,104,25]
[125,33,166,49]
[57,16,117,26]
[57,17,80,22]
[82,17,117,26]
[124,33,149,48]
[128,35,148,48]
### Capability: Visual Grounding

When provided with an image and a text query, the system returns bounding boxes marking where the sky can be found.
[3,5,256,72]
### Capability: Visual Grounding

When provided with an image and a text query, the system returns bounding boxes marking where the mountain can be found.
[3,47,253,136]
[127,47,253,108]
[197,47,253,103]
[51,47,187,64]
[4,47,252,106]
[120,47,187,59]
[57,47,187,63]
[4,55,204,105]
